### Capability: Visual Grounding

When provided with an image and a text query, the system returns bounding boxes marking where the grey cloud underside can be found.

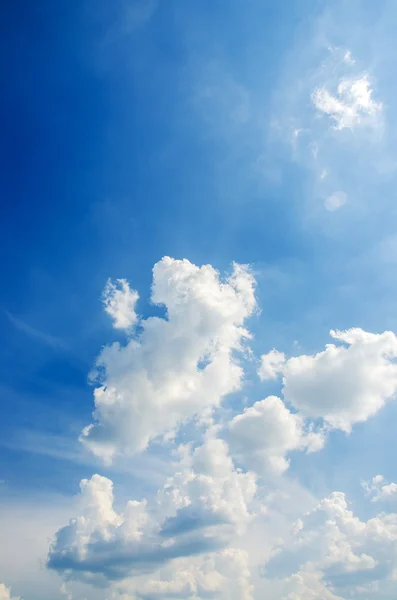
[48,531,226,580]
[160,507,229,538]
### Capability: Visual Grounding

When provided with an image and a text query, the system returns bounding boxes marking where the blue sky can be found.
[3,1,397,599]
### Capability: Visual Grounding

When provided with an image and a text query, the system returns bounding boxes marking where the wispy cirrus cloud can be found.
[272,46,386,213]
[269,1,397,220]
[4,310,67,351]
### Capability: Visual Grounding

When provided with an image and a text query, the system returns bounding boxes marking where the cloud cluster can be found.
[282,566,345,600]
[160,437,257,536]
[49,471,397,599]
[312,75,382,131]
[260,328,397,433]
[227,396,325,475]
[119,547,254,600]
[81,257,256,462]
[265,489,397,599]
[273,41,390,216]
[362,475,397,504]
[47,258,397,599]
[258,349,286,381]
[48,436,257,588]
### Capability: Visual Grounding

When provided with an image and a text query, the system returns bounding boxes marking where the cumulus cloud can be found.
[47,474,155,582]
[47,472,222,584]
[0,584,20,600]
[102,278,139,330]
[282,566,345,600]
[362,475,397,503]
[265,489,397,599]
[160,437,257,536]
[227,396,325,475]
[265,328,397,433]
[48,437,257,586]
[258,350,285,381]
[48,257,397,599]
[120,548,253,600]
[312,75,382,130]
[82,257,256,462]
[48,388,397,600]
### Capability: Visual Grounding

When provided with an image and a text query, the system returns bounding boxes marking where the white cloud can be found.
[228,396,325,475]
[47,474,152,583]
[49,468,397,599]
[258,350,286,381]
[81,257,256,462]
[257,328,397,439]
[362,475,397,503]
[102,278,139,330]
[47,415,397,600]
[0,584,20,600]
[160,437,257,536]
[272,36,390,218]
[324,190,347,212]
[282,566,345,600]
[265,489,397,599]
[312,75,382,131]
[279,328,397,432]
[48,437,257,586]
[116,548,253,600]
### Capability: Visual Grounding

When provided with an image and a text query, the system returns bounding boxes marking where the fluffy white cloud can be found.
[312,75,382,130]
[119,548,253,600]
[102,278,139,330]
[258,350,285,381]
[268,328,397,433]
[0,584,20,600]
[47,474,154,583]
[265,489,397,599]
[48,437,257,587]
[282,566,344,600]
[362,475,397,503]
[47,258,397,599]
[81,257,256,462]
[227,396,325,475]
[160,437,257,536]
[47,469,397,600]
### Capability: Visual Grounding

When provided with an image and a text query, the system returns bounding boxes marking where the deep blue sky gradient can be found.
[2,0,397,518]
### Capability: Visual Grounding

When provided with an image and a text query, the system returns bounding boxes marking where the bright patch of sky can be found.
[2,1,397,598]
